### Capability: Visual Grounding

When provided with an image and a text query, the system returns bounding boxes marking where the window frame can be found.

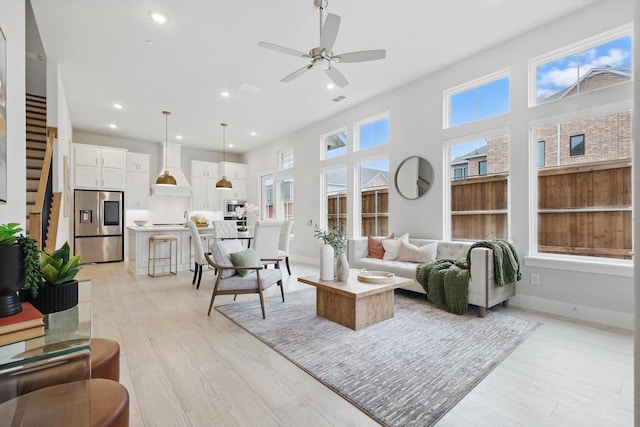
[528,24,632,107]
[443,68,510,129]
[569,134,585,156]
[321,127,348,160]
[278,147,294,171]
[354,112,390,152]
[356,154,390,237]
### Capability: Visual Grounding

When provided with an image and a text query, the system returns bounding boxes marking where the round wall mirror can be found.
[394,156,434,200]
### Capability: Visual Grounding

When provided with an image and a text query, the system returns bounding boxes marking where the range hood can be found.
[151,142,192,197]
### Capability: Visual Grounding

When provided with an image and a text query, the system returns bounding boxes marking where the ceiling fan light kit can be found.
[216,123,233,190]
[258,0,386,88]
[156,110,177,186]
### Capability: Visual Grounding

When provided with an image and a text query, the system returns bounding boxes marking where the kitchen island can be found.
[127,225,214,275]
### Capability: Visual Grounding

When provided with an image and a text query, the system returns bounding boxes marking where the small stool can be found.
[0,378,129,426]
[90,338,120,382]
[148,235,178,277]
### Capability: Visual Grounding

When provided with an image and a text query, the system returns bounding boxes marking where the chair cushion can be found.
[210,239,244,278]
[217,268,282,292]
[229,249,262,277]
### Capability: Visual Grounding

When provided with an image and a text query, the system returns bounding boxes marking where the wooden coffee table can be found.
[298,269,413,330]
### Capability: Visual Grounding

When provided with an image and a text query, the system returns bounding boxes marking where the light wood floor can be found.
[80,262,633,427]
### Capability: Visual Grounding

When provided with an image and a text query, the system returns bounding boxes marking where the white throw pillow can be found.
[382,233,410,260]
[397,240,437,263]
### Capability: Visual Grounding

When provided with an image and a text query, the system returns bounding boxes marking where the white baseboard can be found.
[510,294,632,331]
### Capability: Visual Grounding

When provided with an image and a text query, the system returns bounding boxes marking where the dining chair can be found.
[185,220,211,289]
[211,220,238,239]
[278,220,294,275]
[252,220,283,269]
[205,240,284,319]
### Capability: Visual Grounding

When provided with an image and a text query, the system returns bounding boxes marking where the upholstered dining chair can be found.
[205,239,285,319]
[211,220,238,239]
[185,220,211,289]
[252,220,283,269]
[278,220,294,275]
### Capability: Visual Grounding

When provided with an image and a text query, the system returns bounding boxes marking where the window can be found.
[324,167,347,232]
[445,71,510,128]
[359,158,389,236]
[537,141,546,167]
[569,134,585,156]
[278,177,294,225]
[356,115,389,150]
[478,161,487,176]
[532,30,631,105]
[279,148,294,170]
[448,132,510,241]
[535,109,632,259]
[260,174,274,220]
[323,130,347,159]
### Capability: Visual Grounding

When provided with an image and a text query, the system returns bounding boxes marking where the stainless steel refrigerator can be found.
[74,190,124,263]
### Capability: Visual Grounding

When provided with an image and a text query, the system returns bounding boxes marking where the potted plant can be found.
[313,224,349,281]
[0,223,41,317]
[22,242,84,314]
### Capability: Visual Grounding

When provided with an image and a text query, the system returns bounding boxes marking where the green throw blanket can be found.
[416,239,521,315]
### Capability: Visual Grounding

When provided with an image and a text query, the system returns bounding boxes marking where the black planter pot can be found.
[21,280,79,315]
[0,244,26,318]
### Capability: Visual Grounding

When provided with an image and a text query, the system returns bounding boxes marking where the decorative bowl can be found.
[133,219,148,226]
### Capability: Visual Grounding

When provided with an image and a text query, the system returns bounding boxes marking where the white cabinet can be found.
[191,160,219,211]
[73,144,126,190]
[218,162,247,200]
[126,153,150,209]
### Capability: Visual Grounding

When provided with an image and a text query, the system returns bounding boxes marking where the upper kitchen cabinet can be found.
[74,144,126,190]
[191,160,219,210]
[126,153,150,209]
[218,162,247,200]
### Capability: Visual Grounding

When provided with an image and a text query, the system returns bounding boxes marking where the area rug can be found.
[217,288,540,426]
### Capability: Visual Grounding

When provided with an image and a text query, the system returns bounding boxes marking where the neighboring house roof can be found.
[451,145,487,164]
[538,67,631,103]
[326,167,389,189]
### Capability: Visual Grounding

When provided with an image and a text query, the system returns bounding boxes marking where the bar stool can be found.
[148,235,178,277]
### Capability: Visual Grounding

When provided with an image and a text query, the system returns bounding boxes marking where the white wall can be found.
[243,0,634,329]
[0,0,26,228]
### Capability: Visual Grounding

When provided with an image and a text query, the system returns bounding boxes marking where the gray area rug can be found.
[217,288,540,426]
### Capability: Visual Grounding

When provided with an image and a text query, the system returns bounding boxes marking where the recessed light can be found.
[250,132,257,136]
[228,144,234,148]
[151,12,168,24]
[221,91,230,98]
[109,124,117,129]
[145,40,155,46]
[113,103,123,110]
[176,135,183,140]
[326,83,336,90]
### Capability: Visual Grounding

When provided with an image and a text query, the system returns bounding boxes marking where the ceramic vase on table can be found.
[336,252,350,281]
[319,244,334,280]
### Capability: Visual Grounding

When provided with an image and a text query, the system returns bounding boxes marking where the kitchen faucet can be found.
[184,210,189,220]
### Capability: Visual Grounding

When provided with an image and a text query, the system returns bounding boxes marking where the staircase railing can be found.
[28,127,57,250]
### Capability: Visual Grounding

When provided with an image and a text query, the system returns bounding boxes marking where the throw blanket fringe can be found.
[416,259,469,315]
[466,239,521,286]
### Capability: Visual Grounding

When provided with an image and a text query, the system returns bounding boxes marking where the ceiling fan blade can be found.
[258,41,310,58]
[334,49,386,63]
[319,13,341,53]
[325,66,348,88]
[281,65,313,83]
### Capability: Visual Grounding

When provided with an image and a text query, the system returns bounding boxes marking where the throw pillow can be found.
[367,233,395,258]
[210,239,245,278]
[382,233,410,260]
[229,248,262,277]
[397,240,437,263]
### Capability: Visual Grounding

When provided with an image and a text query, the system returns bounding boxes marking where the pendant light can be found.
[216,123,233,190]
[155,110,177,185]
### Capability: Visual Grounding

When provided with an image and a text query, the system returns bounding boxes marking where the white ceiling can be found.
[30,0,596,154]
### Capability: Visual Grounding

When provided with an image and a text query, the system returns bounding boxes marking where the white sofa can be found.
[347,237,516,317]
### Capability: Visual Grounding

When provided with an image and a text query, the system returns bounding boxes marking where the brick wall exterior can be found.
[486,135,510,174]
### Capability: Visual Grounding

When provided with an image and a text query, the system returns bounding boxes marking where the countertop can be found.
[127,225,213,232]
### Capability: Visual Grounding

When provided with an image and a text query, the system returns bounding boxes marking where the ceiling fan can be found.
[258,0,386,88]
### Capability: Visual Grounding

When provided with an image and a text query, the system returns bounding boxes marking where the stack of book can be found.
[0,302,45,346]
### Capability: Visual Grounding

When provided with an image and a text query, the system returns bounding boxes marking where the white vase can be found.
[319,244,334,280]
[336,252,350,282]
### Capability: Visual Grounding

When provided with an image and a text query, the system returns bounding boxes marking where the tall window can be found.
[278,177,294,224]
[260,174,274,219]
[449,132,510,240]
[359,158,389,236]
[532,30,631,105]
[535,109,632,260]
[324,167,347,232]
[279,148,294,170]
[445,71,510,128]
[356,114,389,151]
[323,130,347,159]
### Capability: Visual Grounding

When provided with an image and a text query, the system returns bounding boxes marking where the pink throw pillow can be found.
[367,234,394,259]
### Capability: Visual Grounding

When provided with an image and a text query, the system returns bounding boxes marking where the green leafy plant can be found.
[0,223,42,298]
[313,224,347,254]
[40,242,83,286]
